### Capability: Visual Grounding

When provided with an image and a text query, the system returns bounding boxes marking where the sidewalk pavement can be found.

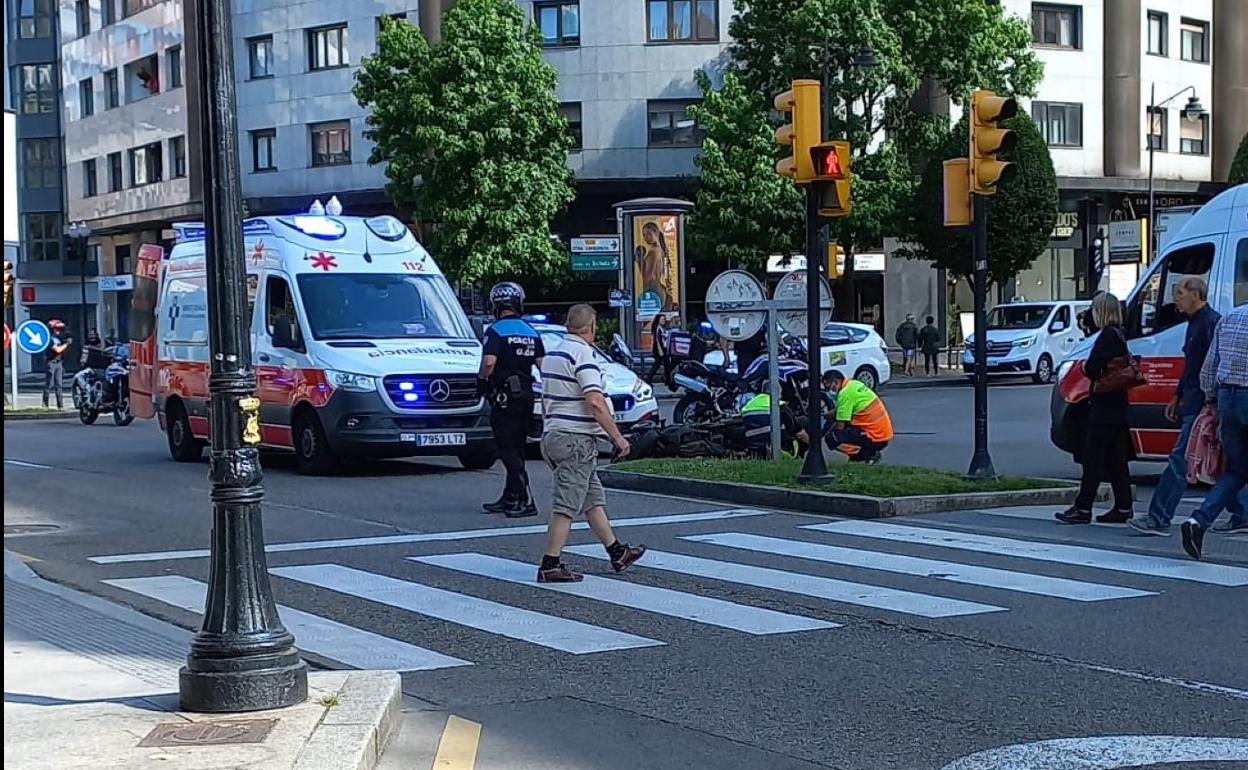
[3,552,400,770]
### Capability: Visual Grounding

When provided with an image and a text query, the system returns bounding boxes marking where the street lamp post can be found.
[66,221,92,340]
[1147,84,1205,260]
[177,0,307,712]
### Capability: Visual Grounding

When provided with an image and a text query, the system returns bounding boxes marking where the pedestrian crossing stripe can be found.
[683,533,1157,602]
[564,546,1007,618]
[105,575,471,673]
[411,552,838,635]
[272,563,663,654]
[804,521,1248,587]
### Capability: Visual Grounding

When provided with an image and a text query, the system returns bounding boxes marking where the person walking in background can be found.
[1131,278,1246,535]
[647,313,670,384]
[919,316,942,376]
[895,314,919,376]
[1182,303,1248,559]
[536,304,645,583]
[1056,293,1135,525]
[42,319,70,409]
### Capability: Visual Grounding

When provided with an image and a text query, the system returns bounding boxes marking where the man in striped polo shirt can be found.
[537,304,646,583]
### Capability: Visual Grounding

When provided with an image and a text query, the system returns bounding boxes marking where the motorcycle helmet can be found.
[48,318,66,335]
[489,282,525,319]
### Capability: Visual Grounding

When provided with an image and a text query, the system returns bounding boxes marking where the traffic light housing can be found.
[969,89,1018,195]
[827,244,845,280]
[810,141,851,218]
[942,159,971,227]
[774,80,821,183]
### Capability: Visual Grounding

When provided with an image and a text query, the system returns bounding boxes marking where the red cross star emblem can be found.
[250,241,265,264]
[310,252,338,272]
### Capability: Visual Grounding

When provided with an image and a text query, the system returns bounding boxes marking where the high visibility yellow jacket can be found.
[834,380,894,443]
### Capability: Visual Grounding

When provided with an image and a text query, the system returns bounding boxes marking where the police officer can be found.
[479,282,545,517]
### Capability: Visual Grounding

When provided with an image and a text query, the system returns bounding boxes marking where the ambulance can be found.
[128,210,496,474]
[1051,183,1248,460]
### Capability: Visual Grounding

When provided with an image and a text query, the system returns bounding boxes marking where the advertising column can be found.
[613,198,694,353]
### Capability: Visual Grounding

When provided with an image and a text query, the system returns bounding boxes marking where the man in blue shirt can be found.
[1133,278,1245,535]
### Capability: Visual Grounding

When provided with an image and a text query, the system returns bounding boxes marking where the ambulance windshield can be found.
[297,273,473,341]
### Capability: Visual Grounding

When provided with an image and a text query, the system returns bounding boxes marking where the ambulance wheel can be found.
[459,448,497,470]
[167,402,205,462]
[294,410,338,475]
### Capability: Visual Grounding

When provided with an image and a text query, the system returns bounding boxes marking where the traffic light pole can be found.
[799,185,830,483]
[966,195,997,480]
[178,0,307,712]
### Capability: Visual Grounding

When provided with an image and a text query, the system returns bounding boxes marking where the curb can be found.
[3,412,77,422]
[295,671,402,770]
[599,468,1088,518]
[881,376,968,391]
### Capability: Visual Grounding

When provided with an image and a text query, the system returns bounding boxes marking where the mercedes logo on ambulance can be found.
[428,379,452,402]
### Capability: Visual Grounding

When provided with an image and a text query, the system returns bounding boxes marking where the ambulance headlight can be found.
[326,370,376,392]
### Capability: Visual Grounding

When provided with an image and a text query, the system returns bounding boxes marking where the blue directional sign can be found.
[16,320,52,355]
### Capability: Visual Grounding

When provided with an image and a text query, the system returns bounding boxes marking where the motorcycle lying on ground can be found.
[75,344,136,426]
[669,334,811,426]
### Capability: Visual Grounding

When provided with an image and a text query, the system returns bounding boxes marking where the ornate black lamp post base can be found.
[181,650,307,713]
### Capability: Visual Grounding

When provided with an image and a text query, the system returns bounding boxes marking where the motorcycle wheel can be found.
[72,380,86,410]
[79,404,99,425]
[673,393,713,425]
[113,397,134,426]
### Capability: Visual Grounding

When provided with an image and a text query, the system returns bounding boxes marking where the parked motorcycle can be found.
[670,341,810,426]
[76,344,135,426]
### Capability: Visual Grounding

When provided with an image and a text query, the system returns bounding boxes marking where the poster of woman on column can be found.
[634,214,680,322]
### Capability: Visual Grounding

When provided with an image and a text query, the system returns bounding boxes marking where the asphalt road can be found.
[5,385,1247,770]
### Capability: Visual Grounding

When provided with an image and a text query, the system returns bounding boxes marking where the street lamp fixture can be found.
[1147,84,1206,261]
[854,46,878,71]
[65,221,93,340]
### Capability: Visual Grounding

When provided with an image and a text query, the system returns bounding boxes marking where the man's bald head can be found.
[566,304,598,339]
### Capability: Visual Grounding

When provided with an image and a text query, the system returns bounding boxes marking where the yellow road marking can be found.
[432,715,481,770]
[9,551,39,563]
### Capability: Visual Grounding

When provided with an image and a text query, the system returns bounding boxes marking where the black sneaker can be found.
[482,496,516,513]
[1096,508,1133,524]
[504,499,539,518]
[1055,507,1092,524]
[1181,519,1205,560]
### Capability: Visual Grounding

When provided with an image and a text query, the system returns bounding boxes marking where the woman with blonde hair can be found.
[1056,292,1136,524]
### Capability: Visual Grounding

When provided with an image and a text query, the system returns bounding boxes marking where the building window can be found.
[22,139,60,189]
[1147,11,1168,56]
[18,64,56,114]
[308,24,349,71]
[377,13,407,33]
[83,159,99,197]
[105,69,120,109]
[310,121,351,166]
[169,136,187,177]
[18,0,55,38]
[252,128,277,172]
[1031,3,1080,49]
[23,214,63,262]
[1180,19,1208,63]
[102,0,115,25]
[167,46,183,88]
[647,100,703,147]
[79,78,95,118]
[76,0,90,35]
[648,0,717,42]
[107,152,124,191]
[248,36,273,79]
[559,102,582,150]
[1031,101,1082,147]
[1147,107,1167,152]
[1180,114,1208,155]
[535,1,579,47]
[129,142,163,186]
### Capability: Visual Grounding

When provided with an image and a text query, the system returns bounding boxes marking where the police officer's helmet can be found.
[489,282,525,318]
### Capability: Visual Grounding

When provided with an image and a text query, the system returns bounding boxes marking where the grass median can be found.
[614,456,1056,498]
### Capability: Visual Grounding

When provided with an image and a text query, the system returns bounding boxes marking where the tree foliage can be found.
[1230,132,1248,186]
[354,0,575,284]
[686,71,803,271]
[901,113,1058,284]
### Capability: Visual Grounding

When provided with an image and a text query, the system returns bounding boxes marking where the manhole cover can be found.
[4,524,60,535]
[139,719,277,747]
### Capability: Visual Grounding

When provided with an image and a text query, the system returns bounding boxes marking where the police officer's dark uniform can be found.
[480,283,545,517]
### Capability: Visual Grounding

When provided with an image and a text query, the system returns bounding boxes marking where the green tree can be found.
[901,113,1058,284]
[354,1,575,284]
[686,71,803,271]
[1230,131,1248,185]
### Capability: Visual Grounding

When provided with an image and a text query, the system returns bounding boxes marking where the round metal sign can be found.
[773,269,833,338]
[705,270,767,342]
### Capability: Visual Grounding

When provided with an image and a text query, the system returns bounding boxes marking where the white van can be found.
[1051,183,1248,460]
[963,300,1091,384]
[129,213,495,474]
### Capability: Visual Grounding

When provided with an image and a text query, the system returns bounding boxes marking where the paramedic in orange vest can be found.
[824,369,894,463]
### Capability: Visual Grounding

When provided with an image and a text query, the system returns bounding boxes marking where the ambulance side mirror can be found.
[470,317,487,340]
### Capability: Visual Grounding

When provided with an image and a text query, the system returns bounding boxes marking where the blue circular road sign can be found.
[16,320,52,355]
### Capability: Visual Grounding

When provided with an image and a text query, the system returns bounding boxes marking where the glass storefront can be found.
[1008,247,1080,302]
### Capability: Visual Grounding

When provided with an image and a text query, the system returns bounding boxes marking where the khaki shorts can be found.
[542,431,606,519]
